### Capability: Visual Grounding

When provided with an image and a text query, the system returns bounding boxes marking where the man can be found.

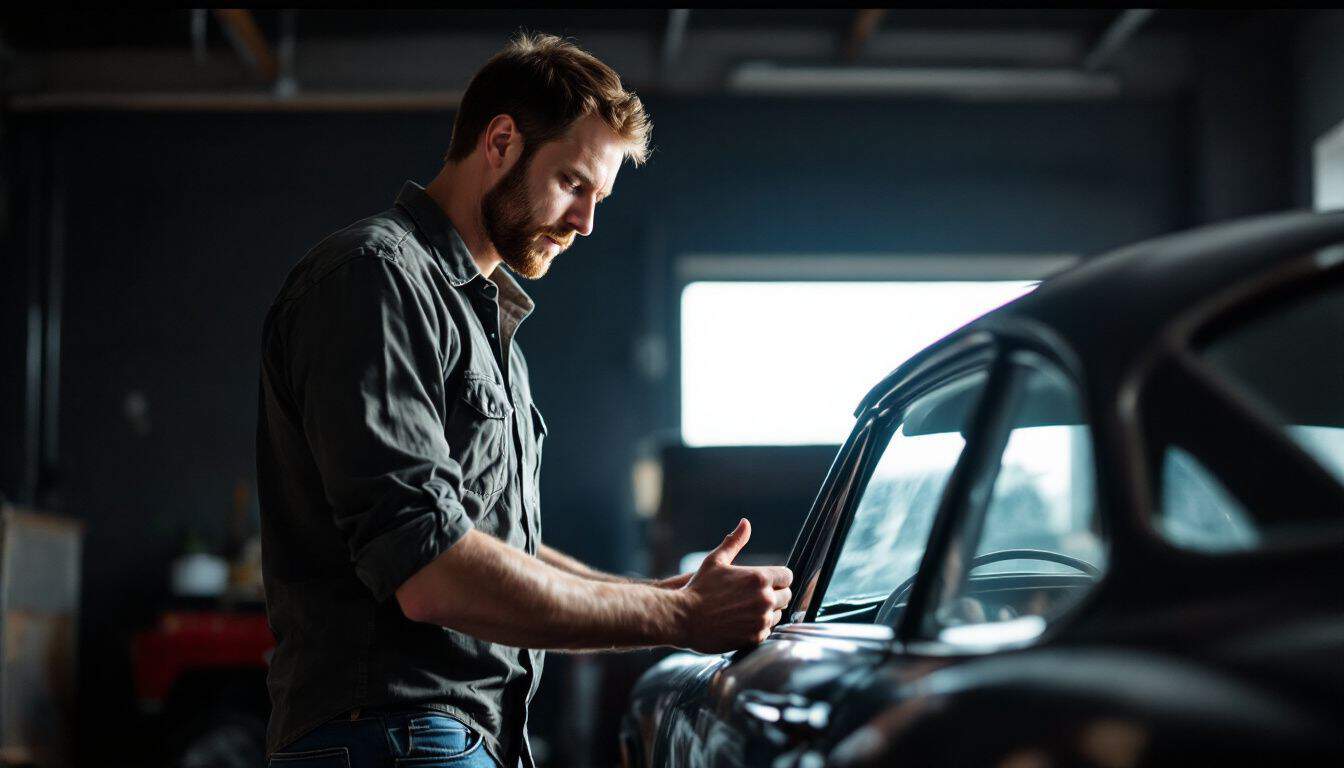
[256,34,792,768]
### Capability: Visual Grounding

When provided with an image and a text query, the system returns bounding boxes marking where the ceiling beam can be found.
[213,8,278,82]
[843,9,888,61]
[8,90,462,113]
[1083,9,1155,71]
[9,27,1191,102]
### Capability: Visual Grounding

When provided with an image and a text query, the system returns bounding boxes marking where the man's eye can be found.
[564,177,581,192]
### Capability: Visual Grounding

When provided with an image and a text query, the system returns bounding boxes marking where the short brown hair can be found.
[445,33,651,166]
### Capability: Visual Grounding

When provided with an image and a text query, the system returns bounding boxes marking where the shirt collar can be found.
[395,180,534,323]
[395,181,479,287]
[492,263,535,327]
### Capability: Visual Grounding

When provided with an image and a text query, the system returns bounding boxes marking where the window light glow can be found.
[680,281,1037,446]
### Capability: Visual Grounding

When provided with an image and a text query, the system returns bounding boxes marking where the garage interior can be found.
[0,8,1340,767]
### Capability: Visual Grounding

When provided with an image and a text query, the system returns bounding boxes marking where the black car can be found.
[621,211,1344,767]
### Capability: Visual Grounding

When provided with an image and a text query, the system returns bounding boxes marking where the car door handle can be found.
[737,690,830,739]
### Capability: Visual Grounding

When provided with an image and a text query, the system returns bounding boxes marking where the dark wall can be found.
[4,94,1189,758]
[0,121,30,505]
[1,119,55,508]
[1292,10,1344,206]
[1188,14,1295,223]
[653,96,1187,254]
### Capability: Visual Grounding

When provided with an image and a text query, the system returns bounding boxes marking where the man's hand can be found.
[675,519,792,653]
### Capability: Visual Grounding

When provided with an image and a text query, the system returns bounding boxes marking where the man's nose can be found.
[565,195,596,238]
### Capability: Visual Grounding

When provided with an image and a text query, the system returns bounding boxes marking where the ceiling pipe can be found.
[190,9,208,64]
[728,62,1120,100]
[661,9,690,80]
[274,8,297,97]
[1083,9,1155,72]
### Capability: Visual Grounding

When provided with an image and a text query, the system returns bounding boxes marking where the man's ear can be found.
[483,114,520,170]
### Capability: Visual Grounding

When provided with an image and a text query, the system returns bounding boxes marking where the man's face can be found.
[482,113,626,279]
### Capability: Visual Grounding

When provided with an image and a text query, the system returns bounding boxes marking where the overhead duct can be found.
[727,62,1121,100]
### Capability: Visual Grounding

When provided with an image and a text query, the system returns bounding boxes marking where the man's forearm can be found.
[539,543,694,589]
[538,543,642,584]
[397,530,687,651]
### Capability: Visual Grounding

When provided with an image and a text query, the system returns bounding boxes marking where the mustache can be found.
[538,229,576,249]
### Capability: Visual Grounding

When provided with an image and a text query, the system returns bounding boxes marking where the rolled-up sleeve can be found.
[283,251,471,602]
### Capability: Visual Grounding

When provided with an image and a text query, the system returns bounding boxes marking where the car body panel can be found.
[632,624,896,768]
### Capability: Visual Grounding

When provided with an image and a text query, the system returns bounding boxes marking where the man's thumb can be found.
[711,518,751,565]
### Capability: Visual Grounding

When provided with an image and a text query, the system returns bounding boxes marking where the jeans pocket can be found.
[393,714,485,764]
[268,746,351,767]
[394,734,490,766]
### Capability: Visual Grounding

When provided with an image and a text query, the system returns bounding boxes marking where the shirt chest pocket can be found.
[446,372,513,499]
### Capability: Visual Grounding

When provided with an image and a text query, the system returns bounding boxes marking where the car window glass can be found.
[815,370,988,624]
[1158,447,1259,552]
[1200,280,1344,484]
[973,424,1103,570]
[1154,279,1344,550]
[927,356,1104,650]
[1289,425,1344,483]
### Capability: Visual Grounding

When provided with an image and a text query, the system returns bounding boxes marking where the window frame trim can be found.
[1139,258,1344,553]
[899,353,1021,642]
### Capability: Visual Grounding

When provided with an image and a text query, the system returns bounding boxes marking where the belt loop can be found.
[349,707,362,721]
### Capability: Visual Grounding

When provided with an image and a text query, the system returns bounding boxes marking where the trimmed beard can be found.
[482,149,552,280]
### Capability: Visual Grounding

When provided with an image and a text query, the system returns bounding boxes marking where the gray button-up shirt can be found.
[256,182,547,767]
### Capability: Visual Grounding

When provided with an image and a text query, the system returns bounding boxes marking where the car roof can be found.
[861,209,1344,415]
[1000,209,1344,370]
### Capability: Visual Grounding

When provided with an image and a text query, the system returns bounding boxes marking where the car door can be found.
[650,340,997,768]
[817,343,1113,766]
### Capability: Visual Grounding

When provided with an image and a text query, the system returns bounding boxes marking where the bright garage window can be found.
[680,281,1037,446]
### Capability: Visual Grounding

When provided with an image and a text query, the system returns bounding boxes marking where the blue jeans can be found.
[268,708,499,768]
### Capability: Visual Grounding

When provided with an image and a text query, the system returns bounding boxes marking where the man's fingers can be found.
[771,587,792,610]
[710,518,751,566]
[763,566,792,588]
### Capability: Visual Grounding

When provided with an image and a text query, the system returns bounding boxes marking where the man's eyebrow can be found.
[565,167,610,201]
[564,167,594,188]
